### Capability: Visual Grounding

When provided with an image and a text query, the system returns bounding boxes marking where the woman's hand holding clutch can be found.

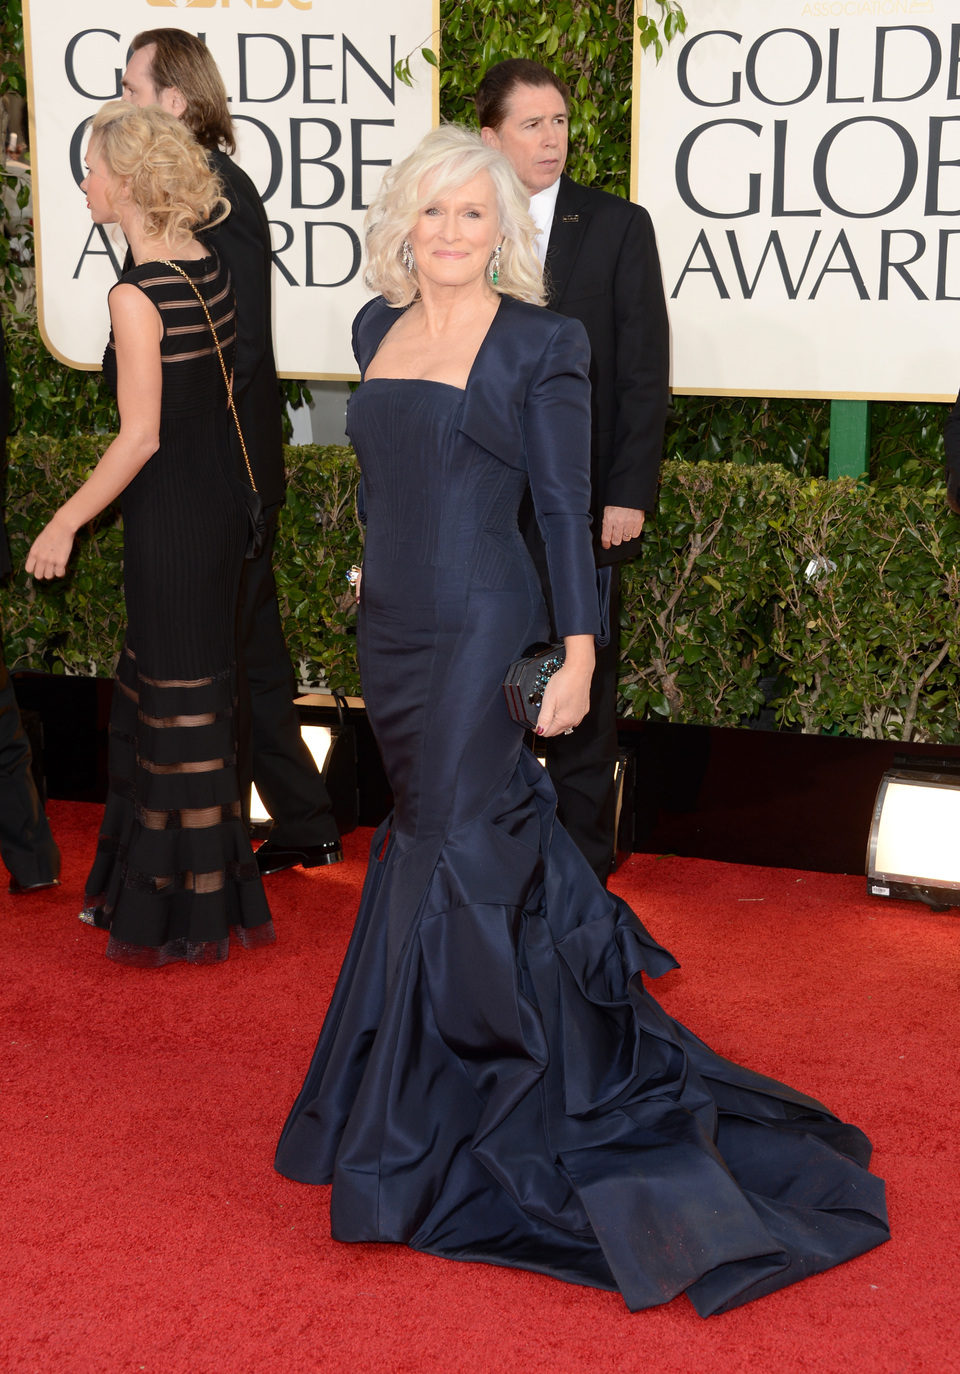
[535,635,594,738]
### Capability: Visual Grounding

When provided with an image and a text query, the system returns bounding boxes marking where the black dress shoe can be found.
[8,875,61,895]
[255,839,343,875]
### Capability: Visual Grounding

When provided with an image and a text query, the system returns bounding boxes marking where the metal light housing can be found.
[866,766,960,910]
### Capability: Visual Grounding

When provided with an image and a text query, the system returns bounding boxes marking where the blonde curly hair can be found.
[87,101,228,244]
[364,124,544,308]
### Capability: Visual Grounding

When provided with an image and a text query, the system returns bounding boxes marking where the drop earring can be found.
[401,239,415,273]
[489,243,502,286]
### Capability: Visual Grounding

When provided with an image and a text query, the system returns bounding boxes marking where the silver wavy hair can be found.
[363,124,544,307]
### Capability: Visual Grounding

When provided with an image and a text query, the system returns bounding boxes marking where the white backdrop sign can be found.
[634,0,958,399]
[23,0,437,377]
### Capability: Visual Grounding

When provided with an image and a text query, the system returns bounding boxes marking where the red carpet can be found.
[2,800,957,1374]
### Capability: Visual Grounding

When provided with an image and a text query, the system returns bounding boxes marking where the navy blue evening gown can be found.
[275,296,888,1316]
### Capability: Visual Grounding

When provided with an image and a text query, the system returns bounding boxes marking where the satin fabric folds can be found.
[275,297,888,1316]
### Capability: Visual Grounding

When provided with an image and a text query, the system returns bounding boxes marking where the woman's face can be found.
[81,142,123,225]
[408,169,501,292]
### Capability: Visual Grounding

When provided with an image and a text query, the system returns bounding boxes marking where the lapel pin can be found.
[561,214,579,223]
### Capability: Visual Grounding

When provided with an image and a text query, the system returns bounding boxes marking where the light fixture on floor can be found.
[248,726,332,826]
[866,761,960,910]
[249,690,359,835]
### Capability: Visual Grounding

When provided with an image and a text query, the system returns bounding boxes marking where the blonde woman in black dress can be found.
[27,101,271,965]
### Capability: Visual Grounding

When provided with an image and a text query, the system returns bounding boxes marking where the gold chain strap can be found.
[160,259,258,494]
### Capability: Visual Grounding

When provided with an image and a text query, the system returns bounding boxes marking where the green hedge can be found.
[621,465,960,741]
[664,395,951,488]
[4,438,958,742]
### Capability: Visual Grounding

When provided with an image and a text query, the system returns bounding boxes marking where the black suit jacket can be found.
[204,150,285,507]
[544,175,670,565]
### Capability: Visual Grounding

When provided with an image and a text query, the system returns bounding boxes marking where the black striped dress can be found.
[82,253,273,965]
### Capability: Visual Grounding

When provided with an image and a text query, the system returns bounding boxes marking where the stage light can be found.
[866,765,960,910]
[249,724,333,826]
[249,691,359,834]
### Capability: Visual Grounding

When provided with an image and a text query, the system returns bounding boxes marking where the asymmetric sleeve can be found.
[524,316,600,638]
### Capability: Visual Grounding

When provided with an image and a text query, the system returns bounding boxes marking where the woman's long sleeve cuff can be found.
[541,511,603,638]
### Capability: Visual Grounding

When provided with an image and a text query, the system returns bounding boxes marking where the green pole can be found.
[828,400,870,479]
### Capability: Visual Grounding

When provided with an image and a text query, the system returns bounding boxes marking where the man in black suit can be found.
[0,318,61,893]
[122,30,341,874]
[478,59,670,881]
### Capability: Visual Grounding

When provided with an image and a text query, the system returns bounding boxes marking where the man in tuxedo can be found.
[0,318,61,893]
[478,59,670,881]
[122,30,341,874]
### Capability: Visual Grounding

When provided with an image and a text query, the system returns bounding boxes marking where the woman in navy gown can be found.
[275,126,889,1316]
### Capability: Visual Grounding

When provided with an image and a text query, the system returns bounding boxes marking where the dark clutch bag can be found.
[235,479,266,560]
[502,641,566,729]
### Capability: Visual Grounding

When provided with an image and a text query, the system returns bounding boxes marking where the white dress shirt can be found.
[529,178,561,267]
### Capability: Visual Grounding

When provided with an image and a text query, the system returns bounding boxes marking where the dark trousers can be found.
[541,566,621,882]
[235,509,339,847]
[0,655,60,886]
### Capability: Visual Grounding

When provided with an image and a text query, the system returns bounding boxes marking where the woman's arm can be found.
[26,284,162,579]
[523,316,599,735]
[524,316,599,638]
